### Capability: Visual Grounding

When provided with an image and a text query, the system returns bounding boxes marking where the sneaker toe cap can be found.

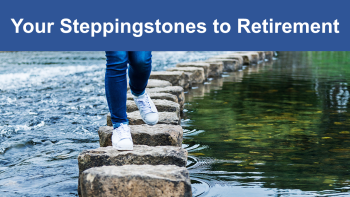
[144,113,159,125]
[116,139,133,149]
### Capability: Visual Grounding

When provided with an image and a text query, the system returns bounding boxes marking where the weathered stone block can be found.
[146,86,185,111]
[149,71,190,88]
[167,67,205,84]
[146,79,172,88]
[79,165,192,197]
[200,61,223,77]
[257,51,266,61]
[107,111,180,126]
[205,59,240,72]
[176,62,210,78]
[209,54,244,65]
[78,146,188,175]
[126,99,180,117]
[236,52,259,64]
[127,79,172,90]
[264,51,274,60]
[98,124,183,147]
[127,93,178,104]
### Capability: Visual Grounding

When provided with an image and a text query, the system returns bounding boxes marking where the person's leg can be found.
[128,51,152,96]
[105,51,129,129]
[128,51,158,125]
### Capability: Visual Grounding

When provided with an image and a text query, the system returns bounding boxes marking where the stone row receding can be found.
[79,51,275,197]
[149,51,273,90]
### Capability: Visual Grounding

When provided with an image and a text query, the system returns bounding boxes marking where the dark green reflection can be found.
[184,52,350,194]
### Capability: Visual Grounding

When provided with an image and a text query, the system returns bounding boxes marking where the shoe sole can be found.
[145,121,158,126]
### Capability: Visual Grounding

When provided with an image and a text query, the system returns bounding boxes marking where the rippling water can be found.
[184,52,350,196]
[0,51,229,196]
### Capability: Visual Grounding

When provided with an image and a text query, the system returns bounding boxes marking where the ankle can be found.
[131,89,146,97]
[113,121,129,129]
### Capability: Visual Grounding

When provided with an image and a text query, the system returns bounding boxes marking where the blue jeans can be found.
[105,51,152,128]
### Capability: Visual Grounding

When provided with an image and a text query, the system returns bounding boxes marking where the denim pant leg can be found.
[128,51,152,96]
[105,51,129,128]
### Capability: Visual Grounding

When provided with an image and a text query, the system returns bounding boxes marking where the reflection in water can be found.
[183,52,350,196]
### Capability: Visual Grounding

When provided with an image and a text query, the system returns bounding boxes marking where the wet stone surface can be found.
[126,99,180,116]
[197,61,223,78]
[80,165,192,197]
[209,53,244,65]
[236,52,259,64]
[78,145,188,175]
[127,79,172,90]
[149,71,189,88]
[127,92,178,104]
[107,111,180,126]
[146,86,185,111]
[98,124,183,147]
[206,58,240,72]
[176,62,210,79]
[166,67,205,84]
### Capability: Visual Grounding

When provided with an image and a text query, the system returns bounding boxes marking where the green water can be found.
[184,52,350,196]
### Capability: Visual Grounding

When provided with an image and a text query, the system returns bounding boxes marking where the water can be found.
[183,52,350,196]
[0,51,230,196]
[1,51,350,197]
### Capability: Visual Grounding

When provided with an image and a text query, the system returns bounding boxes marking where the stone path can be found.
[78,51,275,197]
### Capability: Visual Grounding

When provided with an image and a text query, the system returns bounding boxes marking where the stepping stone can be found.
[107,111,180,126]
[146,86,185,111]
[126,99,180,117]
[176,62,210,78]
[146,79,172,88]
[127,92,178,104]
[149,71,190,88]
[201,61,223,77]
[79,165,192,197]
[166,67,205,84]
[265,51,274,60]
[98,124,183,147]
[257,51,266,61]
[78,146,188,196]
[236,52,259,64]
[205,59,240,72]
[127,79,172,90]
[209,54,244,65]
[78,146,188,174]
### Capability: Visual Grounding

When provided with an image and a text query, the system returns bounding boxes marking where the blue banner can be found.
[0,0,348,50]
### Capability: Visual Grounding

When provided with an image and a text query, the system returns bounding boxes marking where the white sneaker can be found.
[133,91,159,125]
[112,123,133,150]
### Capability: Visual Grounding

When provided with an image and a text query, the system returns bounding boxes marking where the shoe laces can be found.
[114,123,131,139]
[136,96,154,114]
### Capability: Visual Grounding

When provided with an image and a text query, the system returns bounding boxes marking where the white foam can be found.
[0,65,102,90]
